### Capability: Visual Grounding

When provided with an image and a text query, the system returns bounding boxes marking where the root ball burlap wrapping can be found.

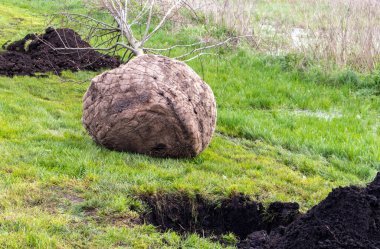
[82,54,216,158]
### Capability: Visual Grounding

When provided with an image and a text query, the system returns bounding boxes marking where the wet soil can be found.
[239,173,380,249]
[0,27,120,76]
[141,173,380,249]
[141,192,300,239]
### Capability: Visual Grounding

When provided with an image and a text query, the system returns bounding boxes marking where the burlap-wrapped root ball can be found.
[82,54,216,158]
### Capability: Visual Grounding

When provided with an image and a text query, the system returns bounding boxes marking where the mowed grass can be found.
[0,0,380,248]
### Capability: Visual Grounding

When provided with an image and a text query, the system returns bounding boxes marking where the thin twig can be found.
[183,52,216,62]
[145,40,206,51]
[142,0,184,45]
[175,35,252,60]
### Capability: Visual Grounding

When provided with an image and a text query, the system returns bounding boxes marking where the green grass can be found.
[0,0,379,248]
[199,52,380,172]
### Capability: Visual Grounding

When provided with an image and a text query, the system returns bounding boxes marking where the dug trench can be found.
[140,173,380,249]
[140,192,301,244]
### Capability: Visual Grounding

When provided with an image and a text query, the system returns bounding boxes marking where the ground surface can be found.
[0,0,379,248]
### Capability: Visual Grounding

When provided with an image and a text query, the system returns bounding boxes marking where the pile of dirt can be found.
[0,27,120,76]
[238,173,380,249]
[142,174,380,248]
[141,192,300,239]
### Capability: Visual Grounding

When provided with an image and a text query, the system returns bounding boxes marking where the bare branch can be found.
[50,1,253,59]
[175,35,252,60]
[58,13,117,29]
[141,0,184,45]
[35,32,135,53]
[144,40,206,51]
[109,2,138,48]
[142,0,155,42]
[130,0,151,26]
[183,52,216,62]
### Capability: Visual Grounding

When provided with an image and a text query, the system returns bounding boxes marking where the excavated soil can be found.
[239,173,380,249]
[0,28,120,76]
[142,173,380,248]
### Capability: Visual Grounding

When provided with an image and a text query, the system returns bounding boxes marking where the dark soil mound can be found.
[262,202,301,232]
[141,192,300,239]
[239,173,380,249]
[0,27,120,76]
[142,174,380,248]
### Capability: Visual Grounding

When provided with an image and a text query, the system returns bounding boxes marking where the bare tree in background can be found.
[47,0,251,62]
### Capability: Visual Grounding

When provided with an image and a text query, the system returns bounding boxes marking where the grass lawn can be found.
[0,0,379,248]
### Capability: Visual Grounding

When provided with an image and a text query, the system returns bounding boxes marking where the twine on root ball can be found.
[82,54,217,158]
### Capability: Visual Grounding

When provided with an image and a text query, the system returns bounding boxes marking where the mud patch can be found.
[141,192,300,239]
[0,27,120,76]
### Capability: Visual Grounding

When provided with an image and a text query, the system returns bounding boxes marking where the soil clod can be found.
[0,28,120,76]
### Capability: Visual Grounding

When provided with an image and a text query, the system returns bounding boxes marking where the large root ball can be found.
[82,54,216,158]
